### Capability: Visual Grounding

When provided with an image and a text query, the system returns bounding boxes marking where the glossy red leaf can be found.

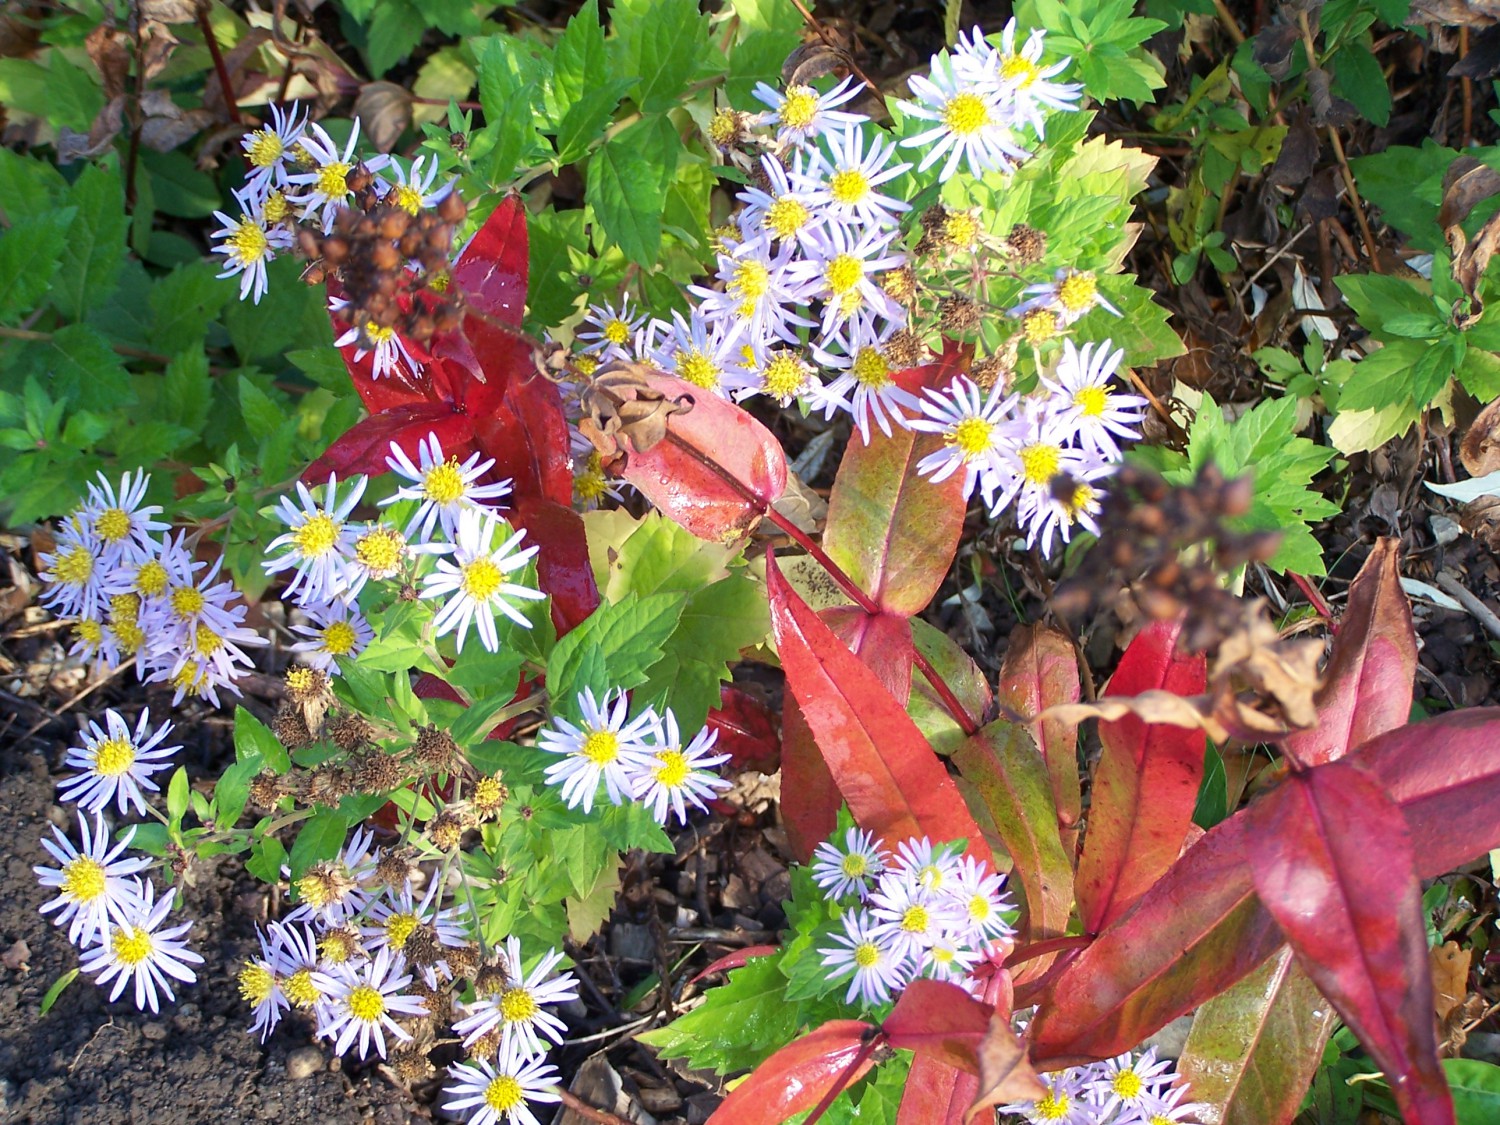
[706,1020,876,1125]
[707,685,780,769]
[473,370,575,505]
[450,194,528,328]
[1282,538,1416,767]
[780,696,843,862]
[882,980,993,1074]
[305,404,471,481]
[898,1055,978,1125]
[508,495,600,633]
[1246,761,1453,1125]
[1353,707,1500,876]
[821,383,966,616]
[1029,814,1283,1064]
[767,552,987,861]
[952,722,1073,949]
[822,607,915,704]
[689,946,780,986]
[1075,618,1207,933]
[614,374,788,542]
[997,625,1082,854]
[1176,947,1337,1125]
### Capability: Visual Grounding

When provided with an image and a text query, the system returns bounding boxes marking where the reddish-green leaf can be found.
[1177,947,1337,1125]
[767,553,987,860]
[822,607,914,704]
[953,722,1073,948]
[997,625,1081,854]
[305,404,470,480]
[509,495,599,632]
[911,620,994,756]
[1075,618,1207,932]
[706,1020,876,1125]
[1282,538,1416,767]
[780,696,843,861]
[615,373,788,542]
[1029,814,1283,1064]
[1246,761,1453,1125]
[1354,707,1500,876]
[706,684,780,769]
[898,1055,977,1125]
[882,980,993,1074]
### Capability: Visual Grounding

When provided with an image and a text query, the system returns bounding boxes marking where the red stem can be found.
[199,4,242,126]
[803,1032,886,1125]
[1003,934,1092,969]
[1289,572,1335,626]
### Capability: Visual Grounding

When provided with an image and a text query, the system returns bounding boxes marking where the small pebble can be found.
[286,1045,324,1080]
[141,1022,168,1042]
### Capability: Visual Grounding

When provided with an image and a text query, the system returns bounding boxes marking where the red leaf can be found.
[1246,762,1454,1125]
[508,495,600,633]
[615,374,788,542]
[899,1055,977,1125]
[780,697,844,862]
[305,405,472,481]
[1029,815,1283,1064]
[706,1021,877,1125]
[1282,538,1416,767]
[767,552,987,860]
[997,625,1082,854]
[822,607,914,704]
[451,195,528,328]
[706,685,780,770]
[952,722,1074,950]
[1354,707,1500,876]
[821,393,966,616]
[473,370,575,506]
[967,1008,1048,1124]
[1075,618,1208,932]
[689,945,780,986]
[882,980,994,1074]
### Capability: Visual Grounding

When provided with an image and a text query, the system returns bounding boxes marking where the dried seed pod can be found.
[272,705,313,750]
[414,725,458,772]
[1006,223,1046,266]
[939,295,981,335]
[353,750,404,795]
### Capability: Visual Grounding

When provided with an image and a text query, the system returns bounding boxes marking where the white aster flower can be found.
[989,20,1084,135]
[1134,1083,1209,1125]
[540,688,659,814]
[361,878,467,987]
[39,516,108,621]
[987,398,1099,522]
[35,811,150,947]
[266,919,332,1014]
[737,347,820,409]
[211,187,292,304]
[1013,454,1111,560]
[382,432,513,542]
[442,1040,563,1125]
[263,473,367,607]
[869,866,966,965]
[313,946,428,1060]
[812,318,922,443]
[950,854,1016,945]
[577,298,648,362]
[787,222,907,339]
[285,118,388,233]
[378,153,452,215]
[648,308,749,397]
[155,595,267,708]
[899,52,1031,181]
[797,122,912,231]
[239,926,290,1042]
[1042,338,1147,459]
[690,232,812,347]
[810,827,890,901]
[737,152,819,249]
[1001,1069,1094,1125]
[452,936,579,1058]
[1013,268,1120,327]
[920,935,982,985]
[631,709,732,826]
[286,826,380,927]
[289,598,374,673]
[888,836,964,896]
[752,74,866,149]
[819,907,907,1006]
[1086,1048,1177,1120]
[58,708,179,817]
[570,428,628,510]
[332,297,421,381]
[79,880,204,1014]
[241,101,309,196]
[418,508,544,653]
[907,375,1018,504]
[79,469,168,568]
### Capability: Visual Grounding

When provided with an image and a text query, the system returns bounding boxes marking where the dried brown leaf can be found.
[1449,210,1500,327]
[138,0,199,22]
[138,89,213,152]
[579,363,694,458]
[1439,157,1500,229]
[782,42,853,87]
[1460,396,1500,476]
[85,25,130,101]
[354,81,412,154]
[1429,941,1471,1024]
[966,1013,1046,1125]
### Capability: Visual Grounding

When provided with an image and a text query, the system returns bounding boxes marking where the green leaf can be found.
[39,968,79,1016]
[1338,338,1432,411]
[124,822,171,856]
[0,209,73,325]
[364,0,426,75]
[637,954,807,1073]
[141,149,221,218]
[53,163,128,322]
[1193,744,1228,829]
[149,261,232,356]
[38,323,134,412]
[235,705,291,774]
[640,576,769,732]
[1457,346,1500,400]
[223,256,332,365]
[1332,44,1391,126]
[475,35,549,186]
[160,348,213,433]
[0,147,69,224]
[550,0,608,121]
[555,78,634,166]
[1446,1058,1500,1124]
[166,766,190,823]
[611,0,713,114]
[246,834,288,884]
[289,810,349,880]
[586,118,678,266]
[1335,273,1434,335]
[546,591,686,701]
[238,375,285,441]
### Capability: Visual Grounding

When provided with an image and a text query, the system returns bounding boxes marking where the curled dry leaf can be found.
[1438,156,1500,229]
[1443,157,1500,328]
[353,82,414,154]
[782,41,854,87]
[1430,941,1471,1026]
[578,364,695,457]
[138,0,199,22]
[966,1010,1047,1124]
[1460,395,1500,477]
[85,24,130,101]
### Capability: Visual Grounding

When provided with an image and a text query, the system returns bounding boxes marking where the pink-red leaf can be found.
[882,980,993,1074]
[767,552,987,861]
[1075,618,1208,932]
[473,368,574,506]
[898,1056,977,1125]
[1246,761,1453,1125]
[1282,538,1416,767]
[952,722,1073,949]
[706,685,780,770]
[1029,814,1283,1065]
[997,625,1082,854]
[305,405,470,481]
[508,495,599,633]
[616,374,788,542]
[689,946,780,986]
[1353,707,1500,876]
[822,607,914,704]
[706,1021,876,1125]
[780,696,843,862]
[450,195,528,328]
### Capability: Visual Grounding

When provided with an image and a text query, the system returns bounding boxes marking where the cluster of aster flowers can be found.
[538,687,732,826]
[240,827,572,1125]
[39,470,267,705]
[34,708,204,1013]
[1000,1048,1206,1125]
[811,830,1015,1005]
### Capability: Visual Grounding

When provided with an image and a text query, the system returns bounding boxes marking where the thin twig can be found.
[785,0,886,107]
[1211,0,1246,44]
[557,1089,633,1125]
[199,1,242,124]
[1436,572,1500,642]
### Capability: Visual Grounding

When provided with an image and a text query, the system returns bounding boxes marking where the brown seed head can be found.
[272,705,313,750]
[353,750,405,795]
[414,725,458,772]
[1006,223,1047,266]
[427,810,465,851]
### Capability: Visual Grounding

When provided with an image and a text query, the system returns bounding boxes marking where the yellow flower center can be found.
[731,260,770,302]
[286,666,318,695]
[315,161,352,199]
[474,776,505,808]
[96,508,131,542]
[581,730,619,766]
[942,92,992,135]
[53,545,94,586]
[840,853,868,878]
[263,190,290,223]
[228,218,270,265]
[1057,272,1097,312]
[428,269,451,292]
[172,664,209,697]
[709,109,739,146]
[347,984,385,1022]
[114,620,145,655]
[676,349,720,390]
[1113,1070,1144,1099]
[392,184,423,215]
[170,586,205,618]
[825,254,863,296]
[93,737,136,776]
[780,86,819,130]
[917,864,945,891]
[322,620,359,655]
[950,417,994,457]
[297,873,333,909]
[575,454,609,503]
[1002,54,1041,89]
[1035,1092,1071,1120]
[62,856,106,903]
[423,458,467,504]
[77,618,104,645]
[365,321,396,346]
[968,894,992,921]
[460,557,503,601]
[766,196,810,240]
[944,212,980,248]
[484,1075,525,1112]
[852,942,880,969]
[762,354,806,399]
[1019,442,1062,486]
[602,318,630,345]
[1073,385,1109,417]
[385,912,420,949]
[828,169,870,206]
[653,749,690,788]
[1022,309,1058,344]
[292,513,341,558]
[247,129,284,167]
[1065,483,1096,518]
[113,927,153,966]
[135,560,167,597]
[499,986,539,1023]
[195,623,223,658]
[111,593,140,622]
[574,353,600,377]
[239,963,276,1005]
[285,969,320,1006]
[850,347,890,388]
[355,527,404,573]
[900,904,930,933]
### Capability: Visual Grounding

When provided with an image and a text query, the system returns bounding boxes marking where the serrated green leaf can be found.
[237,375,285,441]
[0,208,73,325]
[612,0,712,114]
[223,256,332,364]
[161,348,212,433]
[1338,338,1430,411]
[38,323,134,412]
[289,810,349,880]
[550,0,608,121]
[546,591,686,701]
[555,78,634,166]
[149,261,232,356]
[566,856,622,942]
[0,147,69,224]
[53,163,128,321]
[246,834,288,884]
[586,121,677,266]
[364,0,426,75]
